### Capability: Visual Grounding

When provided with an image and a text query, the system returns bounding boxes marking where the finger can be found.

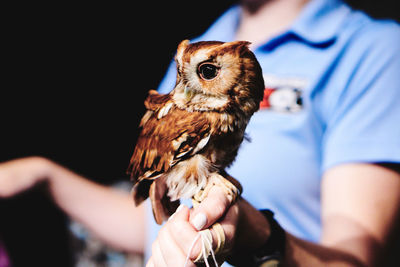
[190,185,231,230]
[157,209,195,266]
[215,203,240,250]
[170,203,240,263]
[157,218,194,266]
[193,202,240,257]
[167,205,203,262]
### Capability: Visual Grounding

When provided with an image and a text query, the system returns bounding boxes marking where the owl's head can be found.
[172,40,265,115]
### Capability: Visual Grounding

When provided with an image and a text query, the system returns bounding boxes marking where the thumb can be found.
[190,186,231,230]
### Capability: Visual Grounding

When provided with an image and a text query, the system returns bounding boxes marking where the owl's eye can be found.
[198,63,219,80]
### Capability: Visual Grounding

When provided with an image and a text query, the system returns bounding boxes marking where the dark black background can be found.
[1,1,234,184]
[0,1,398,266]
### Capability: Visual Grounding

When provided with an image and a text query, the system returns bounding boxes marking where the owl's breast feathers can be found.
[127,90,247,205]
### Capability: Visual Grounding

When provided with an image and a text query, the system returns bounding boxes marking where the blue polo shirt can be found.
[148,0,400,263]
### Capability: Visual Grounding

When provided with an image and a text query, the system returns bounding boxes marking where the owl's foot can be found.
[193,172,242,206]
[190,172,241,266]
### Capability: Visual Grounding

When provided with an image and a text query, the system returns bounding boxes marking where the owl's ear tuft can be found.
[175,39,190,65]
[222,40,251,49]
[219,40,253,56]
[178,39,190,48]
[233,40,252,47]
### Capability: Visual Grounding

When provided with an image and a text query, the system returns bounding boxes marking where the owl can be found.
[127,40,264,224]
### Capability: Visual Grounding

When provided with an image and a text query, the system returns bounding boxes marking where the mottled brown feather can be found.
[128,90,215,206]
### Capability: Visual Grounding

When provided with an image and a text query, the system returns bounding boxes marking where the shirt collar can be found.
[197,0,351,47]
[290,0,351,45]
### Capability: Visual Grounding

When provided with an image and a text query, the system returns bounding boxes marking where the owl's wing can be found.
[127,90,212,206]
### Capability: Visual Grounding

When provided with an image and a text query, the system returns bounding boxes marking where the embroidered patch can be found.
[260,74,308,113]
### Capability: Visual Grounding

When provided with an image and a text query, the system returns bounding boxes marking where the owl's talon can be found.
[192,172,241,208]
[210,173,241,205]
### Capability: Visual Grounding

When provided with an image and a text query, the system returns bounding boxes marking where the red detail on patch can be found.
[260,87,276,109]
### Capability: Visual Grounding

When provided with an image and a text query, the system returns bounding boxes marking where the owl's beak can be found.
[184,86,195,100]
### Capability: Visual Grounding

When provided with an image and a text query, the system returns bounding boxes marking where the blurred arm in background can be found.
[0,156,146,254]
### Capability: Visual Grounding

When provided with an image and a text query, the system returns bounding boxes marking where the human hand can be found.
[0,157,51,198]
[146,186,239,267]
[188,186,271,264]
[147,185,271,266]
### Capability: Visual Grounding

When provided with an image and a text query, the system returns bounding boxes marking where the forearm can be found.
[232,199,371,267]
[38,158,146,253]
[0,156,146,253]
[283,233,366,267]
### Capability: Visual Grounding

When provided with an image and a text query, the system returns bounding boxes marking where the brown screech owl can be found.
[127,40,264,224]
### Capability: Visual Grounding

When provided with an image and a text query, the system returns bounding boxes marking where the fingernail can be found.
[191,213,207,230]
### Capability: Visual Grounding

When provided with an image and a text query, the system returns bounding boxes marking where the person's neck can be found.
[236,0,310,48]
